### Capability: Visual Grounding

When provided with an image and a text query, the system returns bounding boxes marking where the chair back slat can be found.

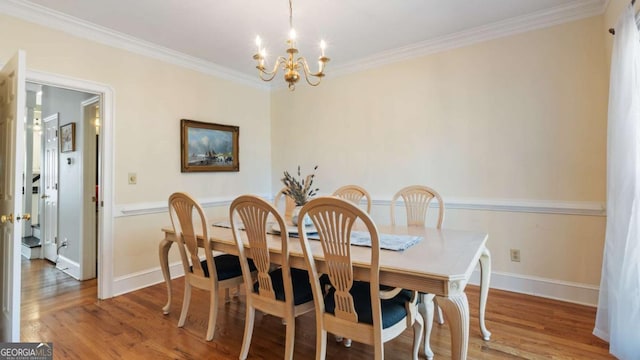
[231,195,292,301]
[333,185,372,214]
[169,192,214,280]
[300,197,381,326]
[391,185,444,228]
[235,202,276,299]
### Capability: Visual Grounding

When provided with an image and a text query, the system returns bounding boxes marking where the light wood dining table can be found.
[158,223,492,360]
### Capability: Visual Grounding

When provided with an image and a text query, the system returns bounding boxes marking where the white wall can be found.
[0,8,613,304]
[0,12,271,282]
[271,16,608,303]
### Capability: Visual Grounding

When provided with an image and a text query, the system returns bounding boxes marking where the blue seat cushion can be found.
[193,254,256,281]
[253,268,313,305]
[324,281,413,329]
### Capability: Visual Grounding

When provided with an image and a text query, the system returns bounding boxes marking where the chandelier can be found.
[253,0,329,91]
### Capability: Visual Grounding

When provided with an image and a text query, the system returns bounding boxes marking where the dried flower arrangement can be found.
[281,165,319,206]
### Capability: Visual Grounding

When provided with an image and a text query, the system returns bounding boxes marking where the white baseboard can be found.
[112,263,599,307]
[468,269,599,307]
[113,261,185,297]
[56,255,81,280]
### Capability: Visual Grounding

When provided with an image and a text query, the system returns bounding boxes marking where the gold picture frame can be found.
[60,123,76,153]
[180,119,239,172]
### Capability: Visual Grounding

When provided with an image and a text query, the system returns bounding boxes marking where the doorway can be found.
[22,83,100,281]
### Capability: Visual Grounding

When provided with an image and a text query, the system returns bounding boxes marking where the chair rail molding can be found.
[114,193,272,217]
[376,197,605,217]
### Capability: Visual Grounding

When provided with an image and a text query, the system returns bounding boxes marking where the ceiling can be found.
[8,0,606,82]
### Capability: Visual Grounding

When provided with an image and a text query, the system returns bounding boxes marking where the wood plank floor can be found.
[21,258,613,359]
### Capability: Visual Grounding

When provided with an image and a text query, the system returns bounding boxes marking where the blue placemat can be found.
[307,231,421,251]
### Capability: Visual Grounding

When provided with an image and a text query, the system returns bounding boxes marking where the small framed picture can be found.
[60,123,76,153]
[180,119,239,172]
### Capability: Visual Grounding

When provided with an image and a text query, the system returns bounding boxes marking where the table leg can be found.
[418,293,435,360]
[437,293,469,360]
[159,237,174,315]
[479,246,492,341]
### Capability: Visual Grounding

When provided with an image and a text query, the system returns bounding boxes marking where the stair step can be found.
[22,236,41,248]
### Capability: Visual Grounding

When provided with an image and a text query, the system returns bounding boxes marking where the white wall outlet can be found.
[128,173,137,185]
[510,249,521,262]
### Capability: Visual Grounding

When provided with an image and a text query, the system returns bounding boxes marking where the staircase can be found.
[21,224,42,259]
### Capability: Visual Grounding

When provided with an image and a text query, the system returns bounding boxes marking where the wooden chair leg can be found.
[239,306,256,360]
[316,329,327,360]
[178,281,192,328]
[206,288,219,341]
[284,315,295,360]
[374,341,383,360]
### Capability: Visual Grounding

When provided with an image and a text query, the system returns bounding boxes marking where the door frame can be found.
[26,69,114,299]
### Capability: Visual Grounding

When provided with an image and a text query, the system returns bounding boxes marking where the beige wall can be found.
[271,17,609,287]
[0,10,612,297]
[0,14,271,277]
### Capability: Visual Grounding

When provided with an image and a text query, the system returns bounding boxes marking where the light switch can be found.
[128,173,137,185]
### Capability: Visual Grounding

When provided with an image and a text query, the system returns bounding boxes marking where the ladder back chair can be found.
[298,196,423,360]
[168,192,250,341]
[390,185,444,228]
[390,185,445,359]
[333,184,373,214]
[230,195,314,360]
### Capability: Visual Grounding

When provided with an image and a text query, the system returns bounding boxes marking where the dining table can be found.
[158,222,492,360]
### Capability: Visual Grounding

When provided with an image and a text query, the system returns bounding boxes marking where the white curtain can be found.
[594,4,640,359]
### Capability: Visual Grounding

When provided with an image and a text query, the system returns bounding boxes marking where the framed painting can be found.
[60,123,75,153]
[180,119,239,172]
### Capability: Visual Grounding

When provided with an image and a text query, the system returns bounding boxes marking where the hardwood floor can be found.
[21,258,613,359]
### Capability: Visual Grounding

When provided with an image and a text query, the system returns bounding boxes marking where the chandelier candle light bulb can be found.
[252,0,330,90]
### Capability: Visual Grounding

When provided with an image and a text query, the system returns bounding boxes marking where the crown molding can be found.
[0,0,270,91]
[0,0,605,91]
[332,0,607,77]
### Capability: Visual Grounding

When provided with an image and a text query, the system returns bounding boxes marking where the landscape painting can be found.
[180,119,239,172]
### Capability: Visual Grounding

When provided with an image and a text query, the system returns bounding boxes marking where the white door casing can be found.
[26,69,114,300]
[0,50,26,342]
[42,113,58,262]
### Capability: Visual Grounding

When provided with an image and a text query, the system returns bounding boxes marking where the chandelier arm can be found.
[296,58,323,86]
[300,62,322,87]
[257,57,288,81]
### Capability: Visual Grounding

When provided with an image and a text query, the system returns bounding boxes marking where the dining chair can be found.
[274,186,296,224]
[390,185,445,359]
[230,195,315,360]
[332,184,372,214]
[168,192,252,341]
[298,196,423,360]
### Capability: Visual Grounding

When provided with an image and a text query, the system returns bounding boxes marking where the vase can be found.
[291,206,312,227]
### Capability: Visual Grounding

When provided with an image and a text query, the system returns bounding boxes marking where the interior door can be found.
[0,50,26,342]
[42,113,59,262]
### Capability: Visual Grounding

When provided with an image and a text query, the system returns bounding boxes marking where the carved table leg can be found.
[418,293,435,360]
[437,293,470,360]
[479,246,492,341]
[159,238,174,315]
